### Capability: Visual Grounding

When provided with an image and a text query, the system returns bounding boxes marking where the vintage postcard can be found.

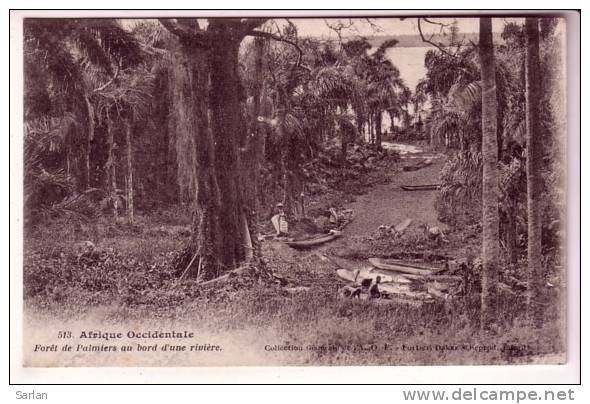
[10,10,579,380]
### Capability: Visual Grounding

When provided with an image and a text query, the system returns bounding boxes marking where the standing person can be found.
[271,202,289,236]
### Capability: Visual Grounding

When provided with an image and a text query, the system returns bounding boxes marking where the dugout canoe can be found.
[336,268,411,285]
[370,258,441,273]
[402,158,433,172]
[400,184,441,191]
[367,268,413,284]
[285,230,342,249]
[377,296,431,307]
[337,270,432,301]
[345,294,430,307]
[368,257,440,276]
[401,273,463,282]
[379,283,433,300]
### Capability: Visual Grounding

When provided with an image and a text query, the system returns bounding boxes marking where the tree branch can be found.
[364,18,384,33]
[159,18,190,38]
[239,18,269,34]
[417,17,458,58]
[93,59,121,93]
[138,42,168,56]
[158,18,212,48]
[422,18,451,30]
[247,30,310,73]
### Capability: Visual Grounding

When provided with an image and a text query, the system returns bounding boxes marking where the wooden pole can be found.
[179,252,199,281]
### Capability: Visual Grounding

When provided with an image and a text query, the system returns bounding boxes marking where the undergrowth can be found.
[22,145,564,365]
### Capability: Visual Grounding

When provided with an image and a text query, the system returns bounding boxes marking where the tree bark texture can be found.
[525,17,544,325]
[479,17,500,329]
[208,32,248,269]
[173,43,225,279]
[160,19,268,278]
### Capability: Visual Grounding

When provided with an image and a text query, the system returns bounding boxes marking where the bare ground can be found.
[344,151,446,237]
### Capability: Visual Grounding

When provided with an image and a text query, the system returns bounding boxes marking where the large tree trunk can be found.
[159,19,269,281]
[206,25,250,270]
[125,118,134,224]
[174,43,224,279]
[479,18,500,329]
[525,17,543,325]
[171,27,249,277]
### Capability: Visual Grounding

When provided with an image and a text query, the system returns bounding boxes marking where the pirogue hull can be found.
[285,231,342,249]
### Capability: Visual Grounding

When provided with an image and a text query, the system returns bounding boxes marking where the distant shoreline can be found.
[304,33,504,48]
[370,33,505,48]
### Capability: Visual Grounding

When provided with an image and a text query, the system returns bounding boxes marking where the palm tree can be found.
[24,19,142,225]
[23,114,80,221]
[479,17,500,329]
[24,18,142,190]
[428,80,483,149]
[93,65,154,221]
[352,40,407,147]
[307,64,359,160]
[414,80,428,121]
[524,17,543,325]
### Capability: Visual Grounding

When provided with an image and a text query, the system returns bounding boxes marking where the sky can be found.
[122,16,520,39]
[122,15,565,93]
[287,17,518,39]
[121,16,523,94]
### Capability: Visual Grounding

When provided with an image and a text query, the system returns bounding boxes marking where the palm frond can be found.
[447,80,482,112]
[24,113,78,156]
[373,39,399,60]
[70,24,113,74]
[309,66,354,102]
[80,19,143,68]
[283,112,306,139]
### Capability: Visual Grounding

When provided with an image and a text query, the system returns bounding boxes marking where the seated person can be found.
[271,202,289,236]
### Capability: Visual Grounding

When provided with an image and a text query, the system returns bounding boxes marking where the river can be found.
[384,46,431,91]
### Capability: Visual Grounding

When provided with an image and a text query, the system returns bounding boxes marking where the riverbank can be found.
[22,142,565,366]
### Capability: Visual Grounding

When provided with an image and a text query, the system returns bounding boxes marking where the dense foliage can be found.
[24,19,412,227]
[428,20,566,264]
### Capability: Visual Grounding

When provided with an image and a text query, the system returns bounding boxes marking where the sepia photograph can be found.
[11,10,578,375]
